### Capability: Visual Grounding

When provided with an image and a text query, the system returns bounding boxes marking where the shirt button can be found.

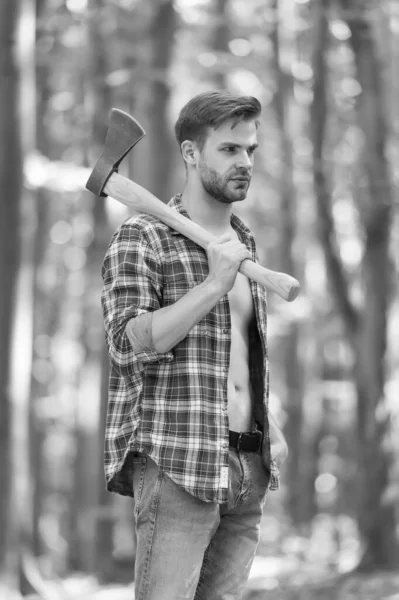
[223,328,229,334]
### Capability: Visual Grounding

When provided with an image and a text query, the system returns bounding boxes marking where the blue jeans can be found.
[131,448,270,600]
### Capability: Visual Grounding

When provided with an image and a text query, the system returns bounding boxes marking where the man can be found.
[101,91,288,600]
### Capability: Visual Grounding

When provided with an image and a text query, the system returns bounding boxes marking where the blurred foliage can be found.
[0,0,398,597]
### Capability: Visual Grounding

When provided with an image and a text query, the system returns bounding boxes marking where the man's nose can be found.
[236,151,253,170]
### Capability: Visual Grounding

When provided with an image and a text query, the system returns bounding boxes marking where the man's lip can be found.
[232,177,250,182]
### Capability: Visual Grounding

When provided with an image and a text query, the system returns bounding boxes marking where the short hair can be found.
[174,91,261,151]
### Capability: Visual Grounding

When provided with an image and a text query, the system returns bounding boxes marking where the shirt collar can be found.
[168,193,254,242]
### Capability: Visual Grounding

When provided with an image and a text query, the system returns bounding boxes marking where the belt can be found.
[229,427,263,452]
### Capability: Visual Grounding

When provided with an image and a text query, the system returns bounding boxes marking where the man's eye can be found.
[223,147,235,153]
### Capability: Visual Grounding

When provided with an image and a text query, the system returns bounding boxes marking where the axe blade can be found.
[86,108,146,197]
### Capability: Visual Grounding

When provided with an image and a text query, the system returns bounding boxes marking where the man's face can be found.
[197,119,258,204]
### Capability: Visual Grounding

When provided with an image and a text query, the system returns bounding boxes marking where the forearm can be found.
[127,276,225,354]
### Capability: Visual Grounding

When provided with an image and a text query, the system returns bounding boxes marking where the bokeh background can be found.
[1,0,399,598]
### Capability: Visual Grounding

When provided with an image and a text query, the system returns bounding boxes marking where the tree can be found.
[29,0,54,562]
[0,0,37,591]
[0,0,23,583]
[270,0,306,526]
[311,0,398,569]
[144,0,178,202]
[83,0,114,577]
[210,0,230,89]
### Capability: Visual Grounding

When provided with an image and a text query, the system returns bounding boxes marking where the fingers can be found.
[208,238,251,263]
[233,246,251,262]
[227,242,252,261]
[206,234,252,293]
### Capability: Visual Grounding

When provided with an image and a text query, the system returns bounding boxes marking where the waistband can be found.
[229,424,263,452]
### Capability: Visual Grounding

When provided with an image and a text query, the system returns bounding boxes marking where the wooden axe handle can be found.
[105,172,300,302]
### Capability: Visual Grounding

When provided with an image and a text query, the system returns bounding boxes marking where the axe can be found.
[86,109,300,302]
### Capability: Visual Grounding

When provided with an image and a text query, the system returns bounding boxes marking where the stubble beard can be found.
[198,160,249,204]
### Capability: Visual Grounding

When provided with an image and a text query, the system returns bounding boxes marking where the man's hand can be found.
[268,410,288,470]
[206,233,251,295]
[270,438,289,470]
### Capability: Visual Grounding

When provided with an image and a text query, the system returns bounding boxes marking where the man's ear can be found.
[181,140,198,167]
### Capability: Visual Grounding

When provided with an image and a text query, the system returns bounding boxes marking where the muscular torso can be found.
[226,270,255,432]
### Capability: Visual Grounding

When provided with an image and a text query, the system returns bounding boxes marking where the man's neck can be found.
[180,184,234,237]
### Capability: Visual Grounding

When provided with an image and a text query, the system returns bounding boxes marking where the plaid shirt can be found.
[101,194,276,504]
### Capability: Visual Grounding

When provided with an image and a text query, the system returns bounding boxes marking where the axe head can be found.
[86,108,145,197]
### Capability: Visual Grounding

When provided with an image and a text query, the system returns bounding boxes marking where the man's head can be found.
[175,91,261,204]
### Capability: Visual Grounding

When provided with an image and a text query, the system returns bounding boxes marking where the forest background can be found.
[1,0,399,598]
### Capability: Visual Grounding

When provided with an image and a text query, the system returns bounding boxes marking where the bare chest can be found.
[228,272,254,327]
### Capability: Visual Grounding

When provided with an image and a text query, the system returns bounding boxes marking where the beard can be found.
[198,160,250,204]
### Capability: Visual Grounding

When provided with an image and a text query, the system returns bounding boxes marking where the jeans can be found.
[131,448,270,600]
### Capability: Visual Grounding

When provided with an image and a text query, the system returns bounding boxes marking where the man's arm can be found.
[127,233,251,354]
[101,223,174,375]
[127,276,225,353]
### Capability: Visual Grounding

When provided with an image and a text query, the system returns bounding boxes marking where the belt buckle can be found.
[237,432,243,451]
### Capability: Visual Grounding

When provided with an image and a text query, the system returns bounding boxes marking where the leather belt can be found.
[229,428,263,452]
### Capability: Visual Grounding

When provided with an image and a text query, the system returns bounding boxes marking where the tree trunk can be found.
[75,0,114,576]
[311,0,398,570]
[0,0,23,584]
[29,0,51,561]
[0,0,37,591]
[15,0,37,591]
[68,0,112,573]
[311,0,358,339]
[210,0,230,89]
[342,0,398,569]
[145,0,178,202]
[270,0,305,526]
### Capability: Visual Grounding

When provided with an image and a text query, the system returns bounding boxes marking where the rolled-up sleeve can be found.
[101,223,174,377]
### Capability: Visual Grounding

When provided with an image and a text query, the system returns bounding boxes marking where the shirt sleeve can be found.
[101,222,174,377]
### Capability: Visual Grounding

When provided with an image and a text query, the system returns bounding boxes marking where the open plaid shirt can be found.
[101,194,276,504]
